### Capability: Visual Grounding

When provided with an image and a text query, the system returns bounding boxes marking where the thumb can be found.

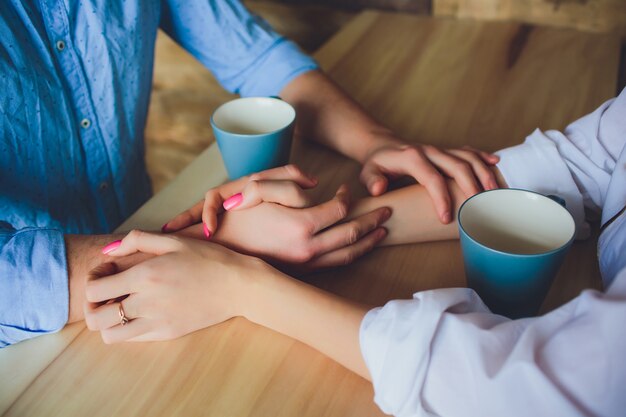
[360,163,388,196]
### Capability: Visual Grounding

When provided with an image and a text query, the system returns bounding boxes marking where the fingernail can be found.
[203,223,212,240]
[377,228,388,238]
[382,207,392,221]
[442,211,452,223]
[161,223,170,233]
[223,193,243,211]
[102,240,122,255]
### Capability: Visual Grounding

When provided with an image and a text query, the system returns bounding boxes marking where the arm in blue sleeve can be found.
[160,0,319,96]
[0,223,69,347]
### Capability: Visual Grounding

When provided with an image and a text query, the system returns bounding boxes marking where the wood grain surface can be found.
[1,11,620,417]
[434,0,626,35]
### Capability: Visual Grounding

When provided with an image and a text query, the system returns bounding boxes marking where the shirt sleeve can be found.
[0,223,69,347]
[160,0,319,97]
[496,87,626,239]
[360,268,626,417]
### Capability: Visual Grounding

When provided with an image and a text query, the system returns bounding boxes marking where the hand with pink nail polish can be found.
[177,184,392,271]
[163,164,318,239]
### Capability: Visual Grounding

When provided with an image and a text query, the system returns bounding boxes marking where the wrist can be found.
[355,129,402,164]
[233,257,283,321]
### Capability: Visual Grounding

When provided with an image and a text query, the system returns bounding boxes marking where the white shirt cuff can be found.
[496,129,590,239]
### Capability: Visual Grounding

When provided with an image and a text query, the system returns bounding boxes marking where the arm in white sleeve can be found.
[496,88,626,239]
[360,268,626,417]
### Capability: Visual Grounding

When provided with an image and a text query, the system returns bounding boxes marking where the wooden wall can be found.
[266,0,430,13]
[434,0,626,34]
[269,0,626,34]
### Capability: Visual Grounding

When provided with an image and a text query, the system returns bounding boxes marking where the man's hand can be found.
[360,140,500,223]
[280,70,500,225]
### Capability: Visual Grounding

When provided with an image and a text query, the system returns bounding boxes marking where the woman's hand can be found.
[360,139,500,223]
[85,232,371,380]
[163,165,318,238]
[179,185,391,270]
[84,231,272,343]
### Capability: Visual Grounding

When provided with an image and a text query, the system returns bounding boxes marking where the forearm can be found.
[350,182,462,246]
[241,267,372,379]
[350,167,508,246]
[280,70,395,163]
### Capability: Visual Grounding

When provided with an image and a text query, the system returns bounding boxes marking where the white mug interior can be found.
[212,97,296,135]
[459,190,576,255]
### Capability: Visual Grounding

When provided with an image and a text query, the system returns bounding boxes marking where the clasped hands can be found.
[84,143,499,344]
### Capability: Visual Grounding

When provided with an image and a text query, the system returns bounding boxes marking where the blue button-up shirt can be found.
[0,0,317,347]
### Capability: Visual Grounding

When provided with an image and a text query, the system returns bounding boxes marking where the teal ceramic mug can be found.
[211,97,296,179]
[457,189,576,318]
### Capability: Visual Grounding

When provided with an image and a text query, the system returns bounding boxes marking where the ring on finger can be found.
[119,302,130,326]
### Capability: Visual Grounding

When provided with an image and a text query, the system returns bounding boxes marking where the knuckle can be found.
[455,160,472,173]
[288,185,307,206]
[403,146,423,160]
[84,312,98,330]
[342,251,356,265]
[246,179,261,195]
[295,245,315,263]
[284,164,302,178]
[181,211,195,224]
[335,200,349,220]
[346,224,361,245]
[424,171,444,185]
[127,229,144,241]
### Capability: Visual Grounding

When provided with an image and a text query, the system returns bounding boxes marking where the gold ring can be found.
[119,303,129,326]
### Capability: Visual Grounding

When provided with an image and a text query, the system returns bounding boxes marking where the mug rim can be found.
[211,97,296,138]
[457,188,576,257]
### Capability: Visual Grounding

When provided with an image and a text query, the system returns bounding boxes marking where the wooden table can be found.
[1,11,620,417]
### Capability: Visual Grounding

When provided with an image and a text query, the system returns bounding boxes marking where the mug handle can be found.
[547,194,566,208]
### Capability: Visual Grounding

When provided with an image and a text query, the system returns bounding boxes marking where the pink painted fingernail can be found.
[223,193,243,211]
[102,240,122,255]
[161,223,170,233]
[203,223,212,240]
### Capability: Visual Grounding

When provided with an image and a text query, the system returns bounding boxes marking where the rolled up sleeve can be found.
[496,96,620,239]
[360,274,626,417]
[0,224,69,347]
[160,0,319,97]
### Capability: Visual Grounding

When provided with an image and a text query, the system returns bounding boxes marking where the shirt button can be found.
[55,40,66,51]
[80,118,91,129]
[99,182,109,192]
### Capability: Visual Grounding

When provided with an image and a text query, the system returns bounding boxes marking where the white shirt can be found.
[360,88,626,417]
